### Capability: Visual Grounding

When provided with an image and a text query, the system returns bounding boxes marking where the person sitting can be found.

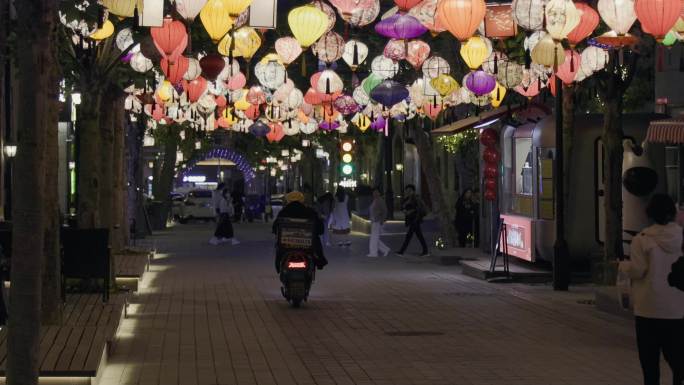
[273,191,328,272]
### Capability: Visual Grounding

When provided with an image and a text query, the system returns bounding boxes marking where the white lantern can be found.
[217,58,241,81]
[285,88,304,110]
[353,86,370,106]
[299,120,318,134]
[597,0,637,36]
[255,60,286,90]
[496,61,524,88]
[371,56,399,79]
[197,94,217,114]
[342,39,369,70]
[116,28,135,51]
[544,0,581,41]
[283,119,301,136]
[175,0,208,21]
[512,0,549,31]
[184,58,202,81]
[575,46,609,81]
[524,30,549,52]
[421,56,450,79]
[130,52,153,73]
[482,51,509,75]
[316,70,344,94]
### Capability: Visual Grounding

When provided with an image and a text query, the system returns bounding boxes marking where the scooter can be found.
[276,218,316,308]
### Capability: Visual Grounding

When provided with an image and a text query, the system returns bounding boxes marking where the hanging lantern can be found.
[101,0,138,18]
[200,0,234,43]
[226,72,247,90]
[409,0,446,35]
[130,52,153,73]
[575,46,609,81]
[175,0,208,22]
[369,80,409,107]
[347,0,380,27]
[315,70,344,95]
[275,37,303,66]
[90,19,115,41]
[288,5,330,48]
[662,30,680,46]
[375,13,428,39]
[460,36,490,69]
[161,56,191,84]
[371,55,400,79]
[514,84,541,98]
[266,122,285,142]
[555,49,581,84]
[531,35,566,69]
[496,61,524,88]
[200,54,225,81]
[343,40,370,71]
[483,4,517,39]
[422,56,451,79]
[545,0,581,41]
[255,59,286,90]
[437,0,487,41]
[353,86,371,106]
[394,0,422,11]
[511,0,548,31]
[351,113,371,132]
[482,51,507,74]
[333,95,360,115]
[406,40,431,69]
[384,39,407,61]
[361,73,384,95]
[233,27,261,60]
[464,70,496,96]
[156,80,176,102]
[184,58,202,81]
[635,0,681,41]
[246,86,267,105]
[567,3,600,47]
[183,77,208,103]
[329,0,375,18]
[597,0,637,36]
[249,120,270,136]
[151,18,188,60]
[430,74,460,96]
[313,31,345,63]
[490,82,507,107]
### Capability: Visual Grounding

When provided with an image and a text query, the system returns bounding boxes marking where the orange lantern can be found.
[567,3,599,47]
[394,0,422,11]
[161,56,190,84]
[483,4,517,39]
[266,122,285,143]
[437,0,487,41]
[183,77,208,103]
[150,18,188,60]
[635,0,681,41]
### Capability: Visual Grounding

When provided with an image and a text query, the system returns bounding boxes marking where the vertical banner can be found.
[140,0,164,27]
[249,0,278,29]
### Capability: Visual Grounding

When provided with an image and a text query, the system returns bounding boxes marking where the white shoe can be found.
[219,238,229,243]
[231,239,240,245]
[209,237,220,245]
[382,250,390,257]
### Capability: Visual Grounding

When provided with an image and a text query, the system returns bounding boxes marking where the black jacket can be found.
[273,202,327,271]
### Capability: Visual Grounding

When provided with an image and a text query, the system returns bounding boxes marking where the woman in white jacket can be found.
[620,194,684,385]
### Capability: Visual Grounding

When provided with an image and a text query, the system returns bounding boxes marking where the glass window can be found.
[665,146,679,203]
[515,138,533,196]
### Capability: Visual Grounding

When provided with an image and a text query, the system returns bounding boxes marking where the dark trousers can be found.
[635,316,684,385]
[399,222,428,254]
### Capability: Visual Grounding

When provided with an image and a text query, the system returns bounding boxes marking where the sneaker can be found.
[367,254,379,258]
[231,239,240,246]
[382,250,390,257]
[209,237,220,245]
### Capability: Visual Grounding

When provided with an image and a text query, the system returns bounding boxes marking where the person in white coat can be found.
[368,188,390,257]
[330,187,351,247]
[619,194,684,385]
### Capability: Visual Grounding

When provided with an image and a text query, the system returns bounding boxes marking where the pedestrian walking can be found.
[619,194,684,385]
[368,188,390,257]
[212,182,226,221]
[455,188,479,247]
[210,188,240,246]
[317,192,334,247]
[232,184,245,222]
[331,187,351,247]
[396,185,429,257]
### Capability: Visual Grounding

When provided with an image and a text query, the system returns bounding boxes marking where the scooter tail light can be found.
[287,261,307,269]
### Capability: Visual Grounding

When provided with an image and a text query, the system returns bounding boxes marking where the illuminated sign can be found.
[183,175,207,183]
[499,214,534,261]
[339,179,357,188]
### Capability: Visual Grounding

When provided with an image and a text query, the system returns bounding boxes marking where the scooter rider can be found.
[273,191,328,272]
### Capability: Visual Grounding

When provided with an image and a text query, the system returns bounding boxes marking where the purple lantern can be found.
[374,13,427,40]
[370,80,409,108]
[370,116,386,132]
[333,95,360,116]
[249,120,270,137]
[319,120,340,131]
[465,70,496,96]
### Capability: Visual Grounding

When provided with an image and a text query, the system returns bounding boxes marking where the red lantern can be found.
[394,0,422,11]
[567,3,599,47]
[484,164,498,178]
[480,128,498,147]
[182,77,208,103]
[635,0,681,41]
[484,178,497,191]
[245,104,261,120]
[150,18,188,60]
[215,95,227,108]
[266,123,285,143]
[161,56,190,85]
[483,147,500,164]
[484,189,497,201]
[304,88,323,105]
[555,50,581,85]
[199,54,225,81]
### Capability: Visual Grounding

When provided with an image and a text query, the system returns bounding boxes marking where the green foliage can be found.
[436,129,479,155]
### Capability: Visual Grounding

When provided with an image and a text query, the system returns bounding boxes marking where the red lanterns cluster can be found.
[480,128,499,202]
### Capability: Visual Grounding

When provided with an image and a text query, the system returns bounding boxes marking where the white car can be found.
[177,190,216,223]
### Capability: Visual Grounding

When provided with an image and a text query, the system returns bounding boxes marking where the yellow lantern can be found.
[430,74,460,97]
[490,82,506,108]
[352,113,371,132]
[222,108,239,125]
[223,0,253,17]
[200,0,235,43]
[460,36,489,70]
[101,0,139,18]
[217,33,234,56]
[90,19,115,40]
[531,35,565,69]
[234,91,251,110]
[288,5,329,48]
[233,27,262,60]
[156,80,175,102]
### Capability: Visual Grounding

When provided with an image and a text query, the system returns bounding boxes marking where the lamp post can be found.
[553,77,570,291]
[3,142,17,221]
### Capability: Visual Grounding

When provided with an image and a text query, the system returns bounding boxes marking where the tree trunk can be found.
[0,0,7,220]
[562,84,575,213]
[99,98,115,235]
[8,0,55,383]
[112,97,127,251]
[126,117,147,238]
[602,96,624,277]
[42,60,61,325]
[76,89,103,228]
[412,119,457,247]
[154,128,179,222]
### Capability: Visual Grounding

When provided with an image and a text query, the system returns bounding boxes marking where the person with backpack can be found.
[396,184,429,257]
[619,194,684,385]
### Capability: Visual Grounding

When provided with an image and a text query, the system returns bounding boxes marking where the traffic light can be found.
[340,139,354,176]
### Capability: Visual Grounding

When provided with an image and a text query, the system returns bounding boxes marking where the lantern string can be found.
[570,53,574,72]
[524,49,531,70]
[553,46,558,72]
[493,53,498,75]
[352,43,359,66]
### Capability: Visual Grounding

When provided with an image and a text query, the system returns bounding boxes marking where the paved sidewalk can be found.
[101,222,649,385]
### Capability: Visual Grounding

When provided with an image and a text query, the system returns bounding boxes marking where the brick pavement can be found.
[100,221,652,385]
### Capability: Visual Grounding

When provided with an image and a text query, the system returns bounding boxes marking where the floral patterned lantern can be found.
[289,5,330,48]
[496,61,524,88]
[464,70,496,95]
[312,1,337,32]
[409,0,446,35]
[512,0,548,31]
[483,4,518,39]
[375,13,428,39]
[384,39,407,61]
[130,52,153,73]
[343,40,369,70]
[255,59,286,90]
[460,35,490,69]
[347,0,380,27]
[437,0,487,41]
[406,40,431,69]
[151,18,188,60]
[422,56,450,79]
[353,86,371,106]
[329,0,375,18]
[597,0,637,36]
[275,37,303,66]
[635,0,681,41]
[545,0,581,41]
[555,49,581,84]
[334,95,360,115]
[175,0,208,22]
[313,31,345,63]
[371,56,400,79]
[567,2,600,47]
[247,86,267,105]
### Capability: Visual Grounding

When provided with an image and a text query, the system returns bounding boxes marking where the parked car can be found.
[176,190,215,223]
[270,194,284,219]
[170,192,185,221]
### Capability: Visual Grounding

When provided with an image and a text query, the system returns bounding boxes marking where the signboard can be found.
[500,214,533,261]
[140,0,163,27]
[249,0,277,29]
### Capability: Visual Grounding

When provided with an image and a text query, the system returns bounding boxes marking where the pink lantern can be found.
[384,39,407,61]
[423,102,442,120]
[182,77,208,103]
[313,31,346,63]
[395,0,422,11]
[406,40,431,69]
[215,95,227,108]
[567,3,599,47]
[150,18,188,61]
[226,72,247,90]
[161,56,190,85]
[555,49,581,84]
[329,0,375,17]
[635,0,681,40]
[305,88,323,105]
[275,37,303,65]
[514,84,541,98]
[246,86,267,105]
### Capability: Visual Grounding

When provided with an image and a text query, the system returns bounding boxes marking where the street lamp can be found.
[3,143,17,221]
[3,143,17,159]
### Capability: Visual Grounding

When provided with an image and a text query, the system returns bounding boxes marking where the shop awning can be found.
[645,118,684,144]
[430,104,549,136]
